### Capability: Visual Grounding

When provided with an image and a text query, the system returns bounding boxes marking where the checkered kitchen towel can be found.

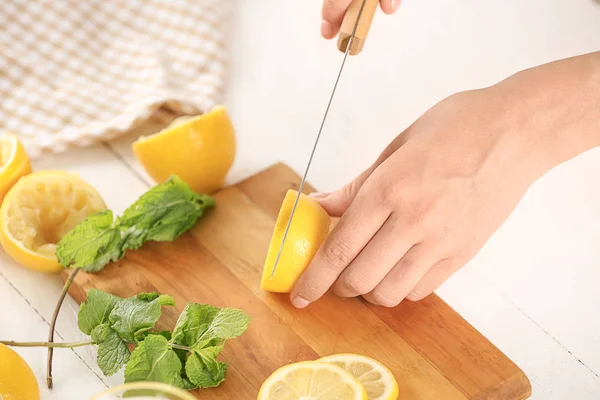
[0,0,232,158]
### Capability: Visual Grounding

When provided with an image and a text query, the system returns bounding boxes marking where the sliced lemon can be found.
[0,133,32,204]
[132,105,236,194]
[0,171,106,273]
[319,354,399,400]
[0,343,40,400]
[261,189,331,293]
[258,361,367,400]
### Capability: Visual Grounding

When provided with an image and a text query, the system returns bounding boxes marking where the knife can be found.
[270,0,379,279]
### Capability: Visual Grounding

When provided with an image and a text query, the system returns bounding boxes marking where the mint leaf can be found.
[56,211,123,272]
[91,323,131,376]
[185,351,227,388]
[124,335,184,387]
[118,176,215,250]
[109,294,174,342]
[78,289,122,335]
[171,304,219,347]
[196,308,251,347]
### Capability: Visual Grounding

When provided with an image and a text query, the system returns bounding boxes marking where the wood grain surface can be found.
[62,163,532,400]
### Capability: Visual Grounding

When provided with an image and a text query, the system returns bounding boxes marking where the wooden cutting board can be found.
[62,163,531,400]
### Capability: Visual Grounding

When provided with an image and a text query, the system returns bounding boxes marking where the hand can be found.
[291,51,600,308]
[321,0,401,39]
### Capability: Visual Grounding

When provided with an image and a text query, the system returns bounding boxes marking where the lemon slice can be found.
[319,354,399,400]
[132,105,236,194]
[0,343,39,400]
[258,361,367,400]
[0,133,32,204]
[0,171,106,273]
[261,189,331,293]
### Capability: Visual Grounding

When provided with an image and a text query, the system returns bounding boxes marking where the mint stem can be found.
[1,340,93,348]
[47,267,80,389]
[170,343,192,352]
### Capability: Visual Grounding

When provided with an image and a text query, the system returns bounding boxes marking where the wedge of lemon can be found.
[319,354,399,400]
[132,105,236,194]
[258,361,367,400]
[0,133,32,204]
[261,189,331,293]
[0,171,106,273]
[0,343,39,400]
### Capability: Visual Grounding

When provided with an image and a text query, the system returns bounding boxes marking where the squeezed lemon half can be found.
[0,171,106,272]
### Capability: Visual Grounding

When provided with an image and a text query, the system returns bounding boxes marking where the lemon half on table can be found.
[0,133,32,203]
[132,105,236,195]
[258,361,367,400]
[0,171,106,272]
[261,189,331,293]
[0,343,39,400]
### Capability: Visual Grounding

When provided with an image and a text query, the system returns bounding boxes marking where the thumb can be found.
[321,0,353,39]
[310,166,374,217]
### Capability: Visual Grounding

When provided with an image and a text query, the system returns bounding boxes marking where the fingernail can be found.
[309,191,329,199]
[291,295,310,309]
[391,0,401,11]
[321,20,334,38]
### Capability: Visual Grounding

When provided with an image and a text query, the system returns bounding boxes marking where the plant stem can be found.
[1,340,93,348]
[170,343,192,352]
[47,267,80,389]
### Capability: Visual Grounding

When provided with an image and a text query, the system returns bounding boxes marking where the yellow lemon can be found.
[261,189,331,293]
[258,361,367,400]
[0,343,40,400]
[0,171,106,273]
[319,354,399,400]
[0,133,32,204]
[132,105,236,194]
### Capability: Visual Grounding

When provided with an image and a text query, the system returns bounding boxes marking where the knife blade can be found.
[269,0,379,279]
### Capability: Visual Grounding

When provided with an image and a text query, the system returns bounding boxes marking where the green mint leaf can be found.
[91,323,131,376]
[56,211,123,272]
[185,351,227,388]
[109,294,174,342]
[136,292,159,302]
[117,176,215,250]
[171,304,220,347]
[78,289,122,335]
[124,335,184,387]
[196,308,251,348]
[137,330,172,342]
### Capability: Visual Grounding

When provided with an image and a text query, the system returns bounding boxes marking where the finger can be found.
[332,213,419,298]
[406,258,461,301]
[291,183,391,308]
[379,0,402,14]
[362,243,440,307]
[321,0,353,39]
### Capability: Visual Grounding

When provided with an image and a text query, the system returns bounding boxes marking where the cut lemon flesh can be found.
[258,361,367,400]
[319,354,399,400]
[132,105,236,194]
[261,189,331,293]
[0,133,32,204]
[0,171,106,272]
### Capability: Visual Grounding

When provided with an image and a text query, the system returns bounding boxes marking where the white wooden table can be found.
[1,1,600,399]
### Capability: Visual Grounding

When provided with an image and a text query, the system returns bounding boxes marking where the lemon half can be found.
[0,171,106,272]
[319,354,399,400]
[258,361,367,400]
[0,133,32,204]
[261,189,331,293]
[0,343,39,400]
[132,105,236,194]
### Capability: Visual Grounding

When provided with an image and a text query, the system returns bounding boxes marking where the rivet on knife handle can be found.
[337,0,379,55]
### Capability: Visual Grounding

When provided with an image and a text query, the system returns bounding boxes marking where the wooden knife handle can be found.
[337,0,379,55]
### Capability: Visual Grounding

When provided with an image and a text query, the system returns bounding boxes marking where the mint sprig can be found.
[56,176,215,272]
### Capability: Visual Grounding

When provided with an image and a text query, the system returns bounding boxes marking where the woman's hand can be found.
[291,51,600,308]
[321,0,401,39]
